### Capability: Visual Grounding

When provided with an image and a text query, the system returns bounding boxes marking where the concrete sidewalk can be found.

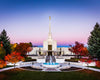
[0,64,100,72]
[71,64,100,72]
[0,64,32,72]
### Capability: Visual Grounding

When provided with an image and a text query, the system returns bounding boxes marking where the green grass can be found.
[0,69,100,80]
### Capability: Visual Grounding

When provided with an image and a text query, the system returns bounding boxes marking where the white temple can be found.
[27,16,74,61]
[43,16,57,55]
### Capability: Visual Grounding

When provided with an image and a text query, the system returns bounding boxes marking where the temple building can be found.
[43,16,57,56]
[27,16,74,60]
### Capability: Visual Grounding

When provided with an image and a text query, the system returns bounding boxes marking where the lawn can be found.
[0,68,100,80]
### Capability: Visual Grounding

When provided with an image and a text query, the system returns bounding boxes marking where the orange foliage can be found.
[80,58,93,63]
[15,43,31,57]
[11,43,18,52]
[0,41,3,47]
[5,52,25,64]
[27,47,33,52]
[96,61,100,68]
[69,41,88,56]
[0,60,6,68]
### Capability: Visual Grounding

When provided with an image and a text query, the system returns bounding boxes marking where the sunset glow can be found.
[0,0,100,46]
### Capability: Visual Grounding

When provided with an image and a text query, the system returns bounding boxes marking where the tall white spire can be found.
[48,16,52,39]
[49,16,51,34]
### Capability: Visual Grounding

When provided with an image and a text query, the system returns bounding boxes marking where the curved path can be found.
[70,64,100,72]
[0,62,100,72]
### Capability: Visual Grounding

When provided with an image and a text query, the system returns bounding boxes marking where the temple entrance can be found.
[48,45,52,50]
[48,52,52,56]
[48,45,52,56]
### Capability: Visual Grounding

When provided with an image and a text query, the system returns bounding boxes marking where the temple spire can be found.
[49,16,51,34]
[48,16,52,39]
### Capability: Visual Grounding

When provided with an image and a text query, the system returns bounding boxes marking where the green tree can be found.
[0,29,11,55]
[88,23,100,59]
[0,47,6,60]
[29,42,33,47]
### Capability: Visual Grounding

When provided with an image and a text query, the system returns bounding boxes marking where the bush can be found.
[79,58,93,63]
[95,61,100,68]
[0,60,6,68]
[65,58,79,62]
[25,57,36,62]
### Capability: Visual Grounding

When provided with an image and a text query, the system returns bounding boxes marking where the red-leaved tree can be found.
[95,61,100,68]
[0,60,6,68]
[69,41,88,57]
[14,43,32,57]
[5,52,25,68]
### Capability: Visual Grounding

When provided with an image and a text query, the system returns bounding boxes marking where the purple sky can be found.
[0,0,100,46]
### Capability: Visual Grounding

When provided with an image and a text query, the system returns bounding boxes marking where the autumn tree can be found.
[14,43,31,57]
[11,43,18,52]
[27,47,33,53]
[69,41,88,58]
[29,42,33,47]
[88,23,100,59]
[0,29,11,55]
[0,60,6,68]
[5,52,24,68]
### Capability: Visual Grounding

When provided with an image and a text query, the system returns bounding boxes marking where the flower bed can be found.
[95,61,100,68]
[79,58,96,66]
[79,58,93,63]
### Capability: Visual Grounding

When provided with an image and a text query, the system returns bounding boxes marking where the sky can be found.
[0,0,100,46]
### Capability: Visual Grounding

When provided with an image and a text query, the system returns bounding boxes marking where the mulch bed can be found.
[60,67,82,71]
[65,59,79,62]
[21,67,42,71]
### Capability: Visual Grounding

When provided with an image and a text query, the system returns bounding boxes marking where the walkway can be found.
[71,64,100,72]
[0,62,100,72]
[42,68,60,72]
[0,64,32,72]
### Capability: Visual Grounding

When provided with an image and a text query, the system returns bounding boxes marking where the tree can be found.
[15,43,31,57]
[27,47,33,53]
[69,41,88,58]
[0,41,6,59]
[88,23,100,59]
[5,52,25,68]
[29,42,33,47]
[0,46,6,60]
[0,60,6,68]
[0,29,11,55]
[96,61,100,68]
[11,43,18,52]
